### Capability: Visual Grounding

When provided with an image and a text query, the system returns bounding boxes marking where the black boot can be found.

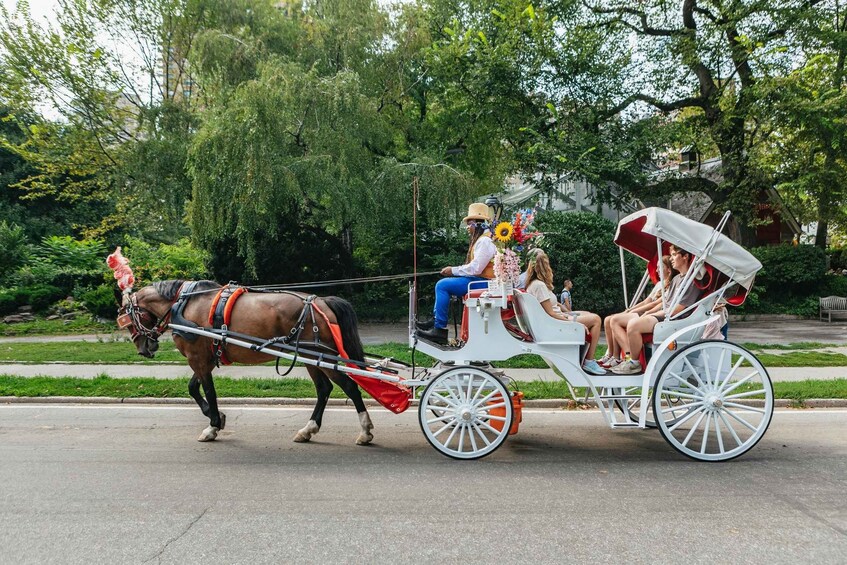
[415,317,435,331]
[417,326,448,344]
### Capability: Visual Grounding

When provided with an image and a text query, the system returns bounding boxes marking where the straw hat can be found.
[462,202,492,223]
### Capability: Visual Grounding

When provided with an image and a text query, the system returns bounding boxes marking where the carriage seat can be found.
[510,291,588,345]
[651,295,718,345]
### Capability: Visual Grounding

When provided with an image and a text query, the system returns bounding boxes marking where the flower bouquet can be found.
[490,208,541,290]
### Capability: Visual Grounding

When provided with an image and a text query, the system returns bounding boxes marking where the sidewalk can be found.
[2,319,846,345]
[0,363,842,383]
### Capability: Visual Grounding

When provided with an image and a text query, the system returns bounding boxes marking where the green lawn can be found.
[2,340,846,368]
[0,375,843,401]
[0,317,116,336]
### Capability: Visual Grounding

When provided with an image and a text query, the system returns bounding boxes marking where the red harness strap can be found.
[310,302,411,414]
[207,286,248,365]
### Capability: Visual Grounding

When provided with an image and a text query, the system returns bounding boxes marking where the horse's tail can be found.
[323,296,365,362]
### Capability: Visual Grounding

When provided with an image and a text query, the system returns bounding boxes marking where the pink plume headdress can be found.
[107,247,135,291]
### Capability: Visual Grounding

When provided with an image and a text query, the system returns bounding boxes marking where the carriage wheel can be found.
[613,387,657,428]
[653,340,774,462]
[418,366,513,460]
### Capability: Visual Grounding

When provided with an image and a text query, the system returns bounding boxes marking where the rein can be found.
[118,288,180,343]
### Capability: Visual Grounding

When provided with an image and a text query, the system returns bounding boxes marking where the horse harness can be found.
[167,284,333,370]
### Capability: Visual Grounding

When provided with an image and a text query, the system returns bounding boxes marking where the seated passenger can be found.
[612,244,702,375]
[524,250,606,375]
[599,255,674,369]
[417,202,497,344]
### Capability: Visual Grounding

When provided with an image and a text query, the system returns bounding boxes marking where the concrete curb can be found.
[1,396,845,409]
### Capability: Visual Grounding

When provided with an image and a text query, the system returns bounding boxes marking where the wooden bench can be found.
[820,296,847,322]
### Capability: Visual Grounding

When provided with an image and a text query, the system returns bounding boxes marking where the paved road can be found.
[1,404,844,564]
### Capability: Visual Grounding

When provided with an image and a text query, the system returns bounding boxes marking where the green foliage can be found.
[533,211,642,316]
[820,273,847,297]
[27,284,65,312]
[0,291,16,315]
[751,245,827,296]
[0,220,29,280]
[121,237,209,285]
[81,284,120,319]
[828,248,847,272]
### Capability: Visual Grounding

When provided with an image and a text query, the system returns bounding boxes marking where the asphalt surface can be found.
[0,404,845,564]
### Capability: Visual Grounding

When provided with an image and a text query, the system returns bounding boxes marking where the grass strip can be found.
[3,341,847,368]
[0,317,116,337]
[1,375,844,401]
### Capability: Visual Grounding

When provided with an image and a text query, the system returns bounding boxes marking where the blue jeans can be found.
[432,276,486,328]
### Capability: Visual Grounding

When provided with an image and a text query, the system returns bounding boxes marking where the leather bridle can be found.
[117,292,172,344]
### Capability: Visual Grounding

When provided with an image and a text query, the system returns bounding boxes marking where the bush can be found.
[0,292,16,316]
[533,211,643,316]
[751,244,827,297]
[0,221,30,282]
[820,273,847,297]
[829,248,847,272]
[26,284,64,312]
[81,284,120,319]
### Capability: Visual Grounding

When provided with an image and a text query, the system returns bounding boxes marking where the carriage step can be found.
[611,422,640,428]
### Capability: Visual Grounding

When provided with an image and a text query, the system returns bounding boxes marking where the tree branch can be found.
[581,1,684,36]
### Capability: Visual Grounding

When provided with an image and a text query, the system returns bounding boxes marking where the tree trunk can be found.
[816,218,829,249]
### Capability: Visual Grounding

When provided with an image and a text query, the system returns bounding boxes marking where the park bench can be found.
[819,295,847,322]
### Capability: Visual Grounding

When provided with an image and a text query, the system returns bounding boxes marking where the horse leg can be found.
[293,366,333,443]
[188,375,210,418]
[197,373,226,442]
[327,370,373,445]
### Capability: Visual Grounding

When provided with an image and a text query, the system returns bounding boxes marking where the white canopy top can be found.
[614,207,762,290]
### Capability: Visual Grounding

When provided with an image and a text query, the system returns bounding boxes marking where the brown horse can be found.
[118,280,374,445]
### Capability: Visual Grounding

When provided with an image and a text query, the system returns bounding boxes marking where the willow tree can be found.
[187,0,504,282]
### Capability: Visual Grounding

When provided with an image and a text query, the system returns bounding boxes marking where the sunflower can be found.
[494,221,514,242]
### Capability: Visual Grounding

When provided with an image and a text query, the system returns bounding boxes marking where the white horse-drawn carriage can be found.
[153,207,772,461]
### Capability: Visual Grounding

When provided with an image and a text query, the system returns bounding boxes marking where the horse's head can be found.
[117,286,169,358]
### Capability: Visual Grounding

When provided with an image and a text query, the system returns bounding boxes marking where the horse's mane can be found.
[152,280,221,301]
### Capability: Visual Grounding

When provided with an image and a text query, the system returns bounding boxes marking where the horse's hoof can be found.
[356,432,373,445]
[198,426,219,442]
[293,420,319,443]
[219,413,226,430]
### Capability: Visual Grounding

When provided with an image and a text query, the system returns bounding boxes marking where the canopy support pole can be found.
[619,245,629,308]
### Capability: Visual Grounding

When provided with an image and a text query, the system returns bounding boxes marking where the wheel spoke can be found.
[724,389,767,400]
[721,370,760,396]
[457,423,466,452]
[470,380,486,404]
[714,413,725,454]
[445,377,463,403]
[700,413,712,454]
[473,388,501,409]
[430,391,460,409]
[667,371,705,395]
[482,415,508,422]
[717,410,743,447]
[715,348,727,387]
[722,402,766,414]
[467,422,478,453]
[426,413,455,425]
[471,422,492,447]
[479,401,507,412]
[718,356,745,391]
[661,401,703,415]
[702,349,713,386]
[466,375,476,403]
[443,419,462,446]
[681,410,708,448]
[723,407,758,432]
[658,389,703,401]
[476,419,503,435]
[432,420,454,438]
[668,404,707,433]
[683,357,707,389]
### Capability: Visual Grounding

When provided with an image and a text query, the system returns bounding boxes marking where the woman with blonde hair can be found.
[524,249,606,375]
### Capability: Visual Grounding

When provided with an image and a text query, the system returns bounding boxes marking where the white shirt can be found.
[452,236,497,277]
[527,280,563,314]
